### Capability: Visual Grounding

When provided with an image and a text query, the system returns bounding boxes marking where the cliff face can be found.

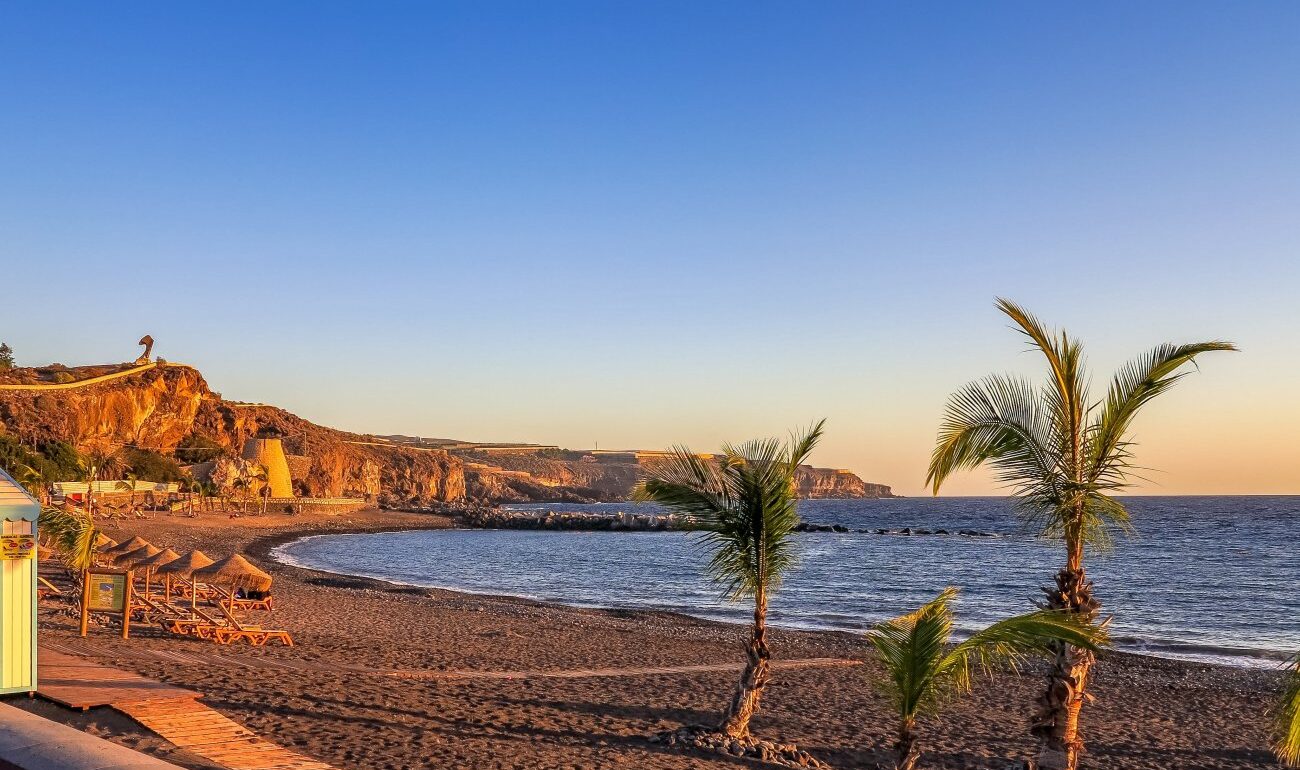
[0,365,207,453]
[457,451,894,501]
[794,466,895,499]
[0,363,892,504]
[0,365,464,505]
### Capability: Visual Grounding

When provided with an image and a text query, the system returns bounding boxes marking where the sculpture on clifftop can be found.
[135,335,154,365]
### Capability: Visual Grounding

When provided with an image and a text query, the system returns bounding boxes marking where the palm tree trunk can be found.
[896,717,920,770]
[718,593,771,738]
[1031,539,1100,770]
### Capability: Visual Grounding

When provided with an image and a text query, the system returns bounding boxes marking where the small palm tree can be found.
[232,478,251,513]
[38,505,100,572]
[867,588,1109,770]
[12,463,46,503]
[926,298,1234,770]
[1278,653,1300,766]
[115,472,140,512]
[634,419,824,738]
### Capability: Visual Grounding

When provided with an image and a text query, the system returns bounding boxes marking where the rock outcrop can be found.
[0,364,464,505]
[794,466,895,498]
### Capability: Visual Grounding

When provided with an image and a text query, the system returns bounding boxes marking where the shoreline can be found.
[264,521,1292,671]
[22,509,1287,769]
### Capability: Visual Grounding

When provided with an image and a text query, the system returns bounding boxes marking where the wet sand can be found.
[16,509,1285,769]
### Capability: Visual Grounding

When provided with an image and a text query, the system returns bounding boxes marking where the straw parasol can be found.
[136,548,180,571]
[103,535,151,556]
[94,533,118,551]
[115,543,162,569]
[156,549,216,604]
[135,548,180,597]
[156,549,215,579]
[192,553,273,593]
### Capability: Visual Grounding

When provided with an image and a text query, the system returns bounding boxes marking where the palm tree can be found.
[115,472,140,513]
[232,478,251,513]
[38,505,100,573]
[250,465,269,514]
[925,298,1234,770]
[634,419,824,738]
[184,478,204,515]
[1278,653,1300,766]
[867,588,1109,770]
[12,463,47,504]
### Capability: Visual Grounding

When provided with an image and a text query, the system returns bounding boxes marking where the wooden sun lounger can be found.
[211,601,293,647]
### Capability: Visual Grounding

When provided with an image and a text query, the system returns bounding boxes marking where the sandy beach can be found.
[17,509,1284,770]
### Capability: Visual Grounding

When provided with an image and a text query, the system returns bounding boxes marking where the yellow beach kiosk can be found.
[0,467,38,695]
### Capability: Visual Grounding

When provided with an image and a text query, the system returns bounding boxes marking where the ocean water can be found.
[273,496,1300,668]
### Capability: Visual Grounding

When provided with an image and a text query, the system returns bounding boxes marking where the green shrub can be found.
[121,448,187,483]
[176,433,227,463]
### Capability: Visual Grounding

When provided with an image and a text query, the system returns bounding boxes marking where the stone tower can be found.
[241,438,294,498]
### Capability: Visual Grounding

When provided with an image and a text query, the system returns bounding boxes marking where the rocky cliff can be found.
[0,362,893,504]
[454,450,894,501]
[0,364,464,505]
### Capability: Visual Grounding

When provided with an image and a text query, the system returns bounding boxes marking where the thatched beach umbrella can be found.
[192,554,273,607]
[115,543,162,569]
[94,533,117,551]
[135,548,180,596]
[156,549,215,604]
[103,535,150,557]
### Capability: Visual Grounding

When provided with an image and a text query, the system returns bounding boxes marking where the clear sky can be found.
[1,2,1296,495]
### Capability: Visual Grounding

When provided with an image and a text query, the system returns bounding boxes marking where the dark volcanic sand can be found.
[12,509,1284,769]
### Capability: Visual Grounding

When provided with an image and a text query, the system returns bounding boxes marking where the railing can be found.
[0,361,194,392]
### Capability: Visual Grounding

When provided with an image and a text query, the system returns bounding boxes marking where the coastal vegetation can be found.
[37,504,100,572]
[926,298,1235,770]
[867,587,1108,770]
[1279,653,1300,766]
[634,419,825,740]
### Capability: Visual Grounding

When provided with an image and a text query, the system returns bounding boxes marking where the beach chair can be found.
[210,601,293,647]
[212,585,274,613]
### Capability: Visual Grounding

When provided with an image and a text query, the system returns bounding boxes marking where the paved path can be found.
[43,639,858,682]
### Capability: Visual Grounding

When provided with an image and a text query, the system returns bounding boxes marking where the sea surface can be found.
[274,496,1300,668]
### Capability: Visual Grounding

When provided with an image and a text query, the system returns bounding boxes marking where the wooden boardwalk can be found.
[118,698,334,770]
[37,649,335,770]
[37,649,198,709]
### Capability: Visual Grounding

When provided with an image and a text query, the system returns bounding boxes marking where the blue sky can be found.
[1,2,1296,494]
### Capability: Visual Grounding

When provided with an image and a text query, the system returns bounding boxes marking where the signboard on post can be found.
[81,568,133,638]
[0,534,35,560]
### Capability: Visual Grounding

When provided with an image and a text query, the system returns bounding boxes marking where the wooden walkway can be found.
[37,649,198,709]
[37,649,335,770]
[117,698,334,770]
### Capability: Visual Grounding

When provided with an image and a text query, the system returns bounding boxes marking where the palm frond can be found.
[943,609,1109,693]
[868,588,1110,722]
[38,505,99,572]
[1277,652,1300,766]
[926,374,1061,499]
[1087,341,1237,488]
[995,298,1089,450]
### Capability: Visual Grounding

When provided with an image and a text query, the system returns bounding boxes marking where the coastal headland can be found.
[0,361,893,505]
[21,508,1281,770]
